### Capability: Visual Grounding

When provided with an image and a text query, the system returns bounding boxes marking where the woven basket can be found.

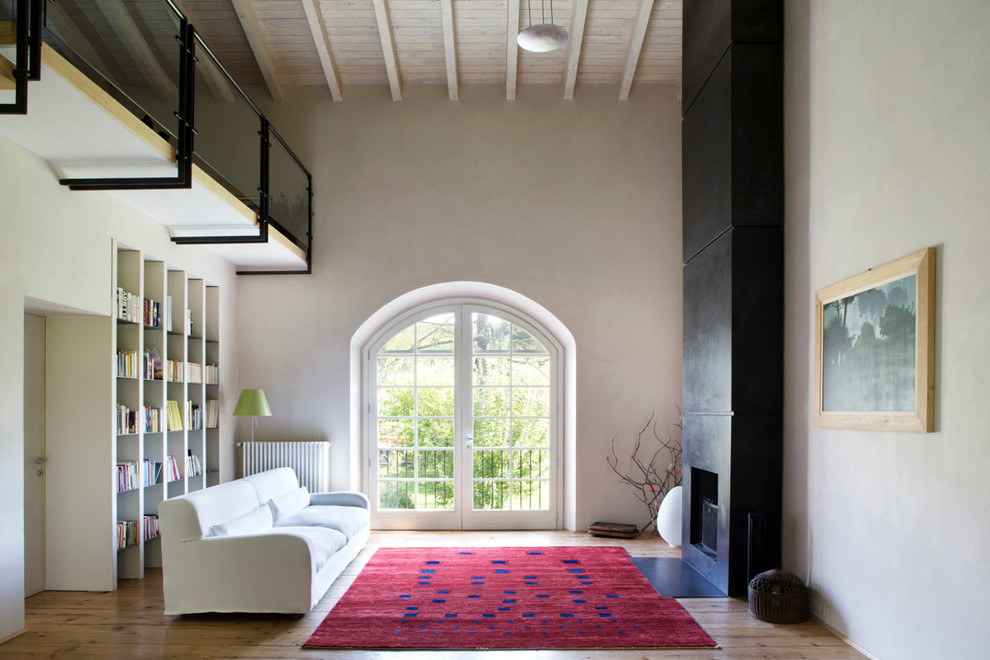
[747,569,808,624]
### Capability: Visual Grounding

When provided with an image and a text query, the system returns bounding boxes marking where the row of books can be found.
[166,400,183,431]
[116,288,141,324]
[205,399,220,429]
[187,452,203,477]
[144,515,160,541]
[115,405,166,435]
[205,364,219,385]
[187,401,203,431]
[115,349,164,380]
[144,298,163,328]
[116,521,138,549]
[163,361,219,384]
[115,462,139,492]
[165,454,181,482]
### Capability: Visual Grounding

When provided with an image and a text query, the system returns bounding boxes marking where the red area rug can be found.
[304,547,717,650]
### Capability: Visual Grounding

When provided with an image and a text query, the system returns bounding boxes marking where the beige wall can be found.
[0,134,239,639]
[783,1,990,657]
[238,83,684,529]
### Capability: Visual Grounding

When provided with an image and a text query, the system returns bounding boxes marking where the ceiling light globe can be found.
[516,24,569,53]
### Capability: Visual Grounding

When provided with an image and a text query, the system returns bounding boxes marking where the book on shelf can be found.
[186,362,203,384]
[144,298,162,328]
[115,404,138,435]
[166,295,173,332]
[186,400,202,430]
[116,288,140,323]
[116,520,138,549]
[144,348,162,380]
[166,359,184,383]
[143,404,163,433]
[115,462,139,493]
[143,515,160,541]
[115,349,139,379]
[186,309,194,336]
[186,450,203,477]
[205,399,219,429]
[204,364,219,385]
[141,459,162,486]
[166,400,183,431]
[165,454,181,482]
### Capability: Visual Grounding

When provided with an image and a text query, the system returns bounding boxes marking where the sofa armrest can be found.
[308,491,370,509]
[163,532,316,614]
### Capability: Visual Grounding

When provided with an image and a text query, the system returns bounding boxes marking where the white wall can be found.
[783,2,990,657]
[0,134,239,640]
[237,83,683,529]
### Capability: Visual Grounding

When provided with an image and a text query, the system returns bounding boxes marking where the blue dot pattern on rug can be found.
[387,549,635,641]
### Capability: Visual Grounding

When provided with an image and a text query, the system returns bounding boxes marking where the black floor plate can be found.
[631,557,726,598]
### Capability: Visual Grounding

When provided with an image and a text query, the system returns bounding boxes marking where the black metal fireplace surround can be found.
[680,0,785,597]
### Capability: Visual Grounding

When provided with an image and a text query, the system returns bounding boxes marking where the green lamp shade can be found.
[233,389,272,417]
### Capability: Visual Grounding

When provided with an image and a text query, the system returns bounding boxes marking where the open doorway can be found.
[24,313,45,597]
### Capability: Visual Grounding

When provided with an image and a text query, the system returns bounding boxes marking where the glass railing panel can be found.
[43,0,182,145]
[268,129,310,251]
[0,0,29,112]
[191,33,261,213]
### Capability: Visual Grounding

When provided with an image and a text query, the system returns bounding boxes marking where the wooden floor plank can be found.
[3,531,863,659]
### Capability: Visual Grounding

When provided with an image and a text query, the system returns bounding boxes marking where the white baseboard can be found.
[0,628,27,645]
[811,615,881,660]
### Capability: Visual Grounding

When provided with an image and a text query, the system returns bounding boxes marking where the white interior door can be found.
[368,303,560,530]
[23,313,45,597]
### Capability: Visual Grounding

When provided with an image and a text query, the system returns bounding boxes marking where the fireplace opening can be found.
[690,467,719,558]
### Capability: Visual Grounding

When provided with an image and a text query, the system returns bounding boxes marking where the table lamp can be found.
[233,388,272,442]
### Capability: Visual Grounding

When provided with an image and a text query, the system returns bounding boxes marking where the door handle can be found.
[465,435,476,449]
[35,457,46,465]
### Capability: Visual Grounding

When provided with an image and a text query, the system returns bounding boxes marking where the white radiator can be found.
[238,441,331,492]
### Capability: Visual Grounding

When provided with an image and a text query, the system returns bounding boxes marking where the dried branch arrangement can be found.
[607,410,683,534]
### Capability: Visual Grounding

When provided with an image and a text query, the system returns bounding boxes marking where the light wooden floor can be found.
[2,531,864,659]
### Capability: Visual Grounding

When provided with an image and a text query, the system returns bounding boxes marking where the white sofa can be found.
[158,467,370,615]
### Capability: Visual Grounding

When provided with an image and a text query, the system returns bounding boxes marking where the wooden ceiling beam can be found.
[505,0,520,100]
[300,0,343,102]
[439,0,458,101]
[372,0,402,101]
[619,0,656,100]
[562,0,589,101]
[96,0,177,102]
[230,0,283,102]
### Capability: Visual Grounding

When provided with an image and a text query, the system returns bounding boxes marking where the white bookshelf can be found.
[111,243,222,582]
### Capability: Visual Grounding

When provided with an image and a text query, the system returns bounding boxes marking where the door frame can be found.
[363,298,563,530]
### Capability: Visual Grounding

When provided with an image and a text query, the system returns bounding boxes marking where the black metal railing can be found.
[2,0,311,272]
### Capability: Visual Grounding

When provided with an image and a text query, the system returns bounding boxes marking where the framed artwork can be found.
[814,247,935,432]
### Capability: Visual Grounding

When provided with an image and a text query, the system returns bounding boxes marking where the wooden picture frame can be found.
[814,247,935,432]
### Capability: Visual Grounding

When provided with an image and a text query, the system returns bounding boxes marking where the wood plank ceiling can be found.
[178,0,681,101]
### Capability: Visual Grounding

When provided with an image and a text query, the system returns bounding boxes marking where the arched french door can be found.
[366,302,561,530]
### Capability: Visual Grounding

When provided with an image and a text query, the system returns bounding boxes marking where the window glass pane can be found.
[378,356,414,386]
[512,419,549,447]
[379,481,414,509]
[513,449,550,479]
[473,356,510,386]
[378,419,414,447]
[417,450,454,479]
[417,356,454,386]
[417,481,454,509]
[512,328,548,354]
[473,481,510,510]
[378,449,414,478]
[512,387,549,417]
[474,387,509,417]
[473,448,512,479]
[511,480,550,510]
[418,387,454,417]
[473,418,510,448]
[418,419,454,447]
[382,324,415,353]
[473,313,511,352]
[513,356,550,386]
[378,388,414,417]
[417,314,455,353]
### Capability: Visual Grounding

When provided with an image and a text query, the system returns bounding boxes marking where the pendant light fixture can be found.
[516,0,569,53]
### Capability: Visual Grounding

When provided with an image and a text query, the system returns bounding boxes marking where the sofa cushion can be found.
[242,467,300,503]
[208,504,273,537]
[272,526,348,572]
[268,486,310,524]
[277,505,370,541]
